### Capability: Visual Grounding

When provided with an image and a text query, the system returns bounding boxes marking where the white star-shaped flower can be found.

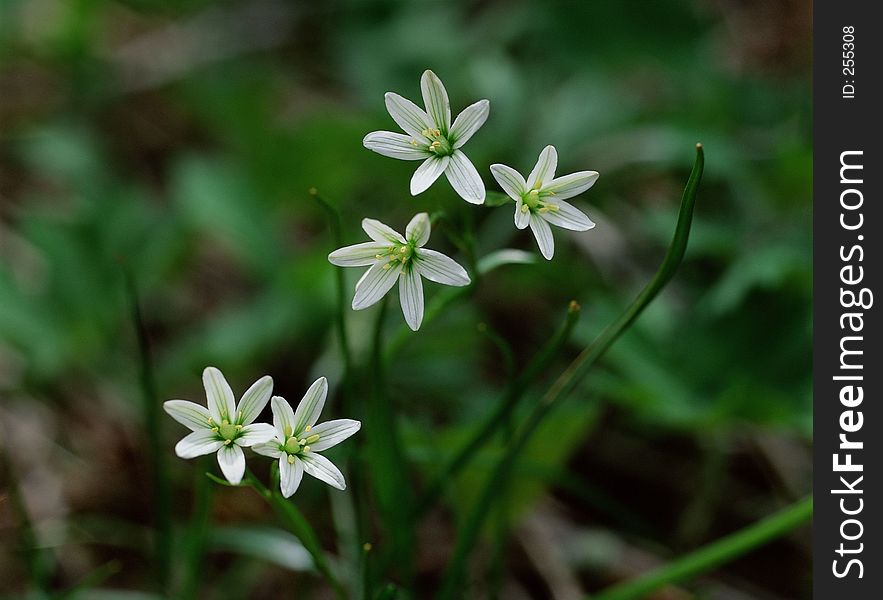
[252,377,361,498]
[328,212,471,331]
[164,367,276,485]
[490,145,598,260]
[363,69,489,204]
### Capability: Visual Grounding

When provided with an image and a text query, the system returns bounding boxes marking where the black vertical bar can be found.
[813,2,880,598]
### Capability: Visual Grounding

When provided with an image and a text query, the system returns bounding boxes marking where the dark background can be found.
[1,0,811,598]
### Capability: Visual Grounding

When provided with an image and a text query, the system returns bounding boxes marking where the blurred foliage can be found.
[0,0,811,597]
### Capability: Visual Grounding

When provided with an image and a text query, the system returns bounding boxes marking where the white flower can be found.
[253,377,361,498]
[490,145,598,260]
[327,212,471,331]
[363,69,489,205]
[164,367,276,485]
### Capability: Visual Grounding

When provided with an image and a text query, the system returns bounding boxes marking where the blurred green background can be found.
[0,0,811,598]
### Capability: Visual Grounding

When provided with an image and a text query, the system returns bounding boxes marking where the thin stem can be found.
[124,270,171,591]
[414,301,581,517]
[436,145,705,600]
[181,462,214,600]
[246,469,348,600]
[590,496,813,600]
[0,447,52,597]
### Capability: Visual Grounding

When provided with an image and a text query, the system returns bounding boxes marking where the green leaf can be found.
[484,191,514,207]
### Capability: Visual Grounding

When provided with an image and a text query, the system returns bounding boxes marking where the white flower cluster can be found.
[165,367,360,498]
[334,70,600,330]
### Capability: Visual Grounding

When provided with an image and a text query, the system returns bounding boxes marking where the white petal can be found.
[539,199,596,232]
[352,262,400,310]
[217,444,246,485]
[203,366,236,423]
[272,395,297,439]
[542,170,600,200]
[450,99,489,148]
[514,200,530,229]
[410,156,449,196]
[490,164,527,201]
[293,377,328,434]
[236,375,272,425]
[405,212,431,247]
[252,441,283,458]
[300,452,346,490]
[175,429,224,459]
[444,150,485,204]
[361,218,406,244]
[280,455,304,498]
[399,269,424,331]
[527,145,558,189]
[164,400,211,432]
[307,419,362,452]
[328,242,388,267]
[415,249,470,286]
[235,423,276,447]
[384,92,433,139]
[363,131,429,160]
[529,213,555,260]
[420,69,451,131]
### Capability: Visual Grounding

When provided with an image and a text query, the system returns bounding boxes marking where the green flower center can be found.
[521,186,559,214]
[421,127,452,156]
[375,243,417,274]
[281,426,322,463]
[210,418,242,445]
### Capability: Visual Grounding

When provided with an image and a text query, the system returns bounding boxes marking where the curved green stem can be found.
[414,300,581,518]
[436,145,705,600]
[591,496,812,600]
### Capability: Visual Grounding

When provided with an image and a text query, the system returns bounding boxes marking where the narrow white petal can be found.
[280,455,305,498]
[363,131,429,160]
[300,452,346,490]
[352,262,400,310]
[415,249,471,286]
[542,170,600,200]
[450,99,489,148]
[514,200,530,229]
[203,366,236,423]
[384,92,433,139]
[328,242,388,267]
[175,429,223,459]
[410,156,449,196]
[399,269,424,331]
[539,199,596,232]
[217,444,246,485]
[444,150,485,204]
[362,218,406,244]
[527,145,558,189]
[490,164,527,201]
[164,400,211,432]
[307,419,362,452]
[234,423,276,447]
[420,70,451,131]
[293,377,328,434]
[236,375,272,425]
[529,213,555,260]
[405,212,432,247]
[272,395,297,439]
[252,441,283,458]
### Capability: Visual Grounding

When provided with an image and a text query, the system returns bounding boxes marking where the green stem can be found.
[414,301,581,518]
[124,270,171,591]
[436,145,704,600]
[181,462,214,600]
[247,470,348,600]
[591,496,813,600]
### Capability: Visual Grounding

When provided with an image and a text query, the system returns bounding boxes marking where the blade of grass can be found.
[590,496,812,600]
[124,270,172,592]
[413,300,581,517]
[436,144,705,600]
[180,462,214,600]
